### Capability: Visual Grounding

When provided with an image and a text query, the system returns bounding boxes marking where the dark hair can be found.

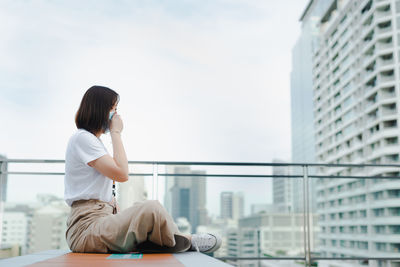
[75,85,119,135]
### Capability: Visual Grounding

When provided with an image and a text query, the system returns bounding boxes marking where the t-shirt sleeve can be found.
[74,132,108,165]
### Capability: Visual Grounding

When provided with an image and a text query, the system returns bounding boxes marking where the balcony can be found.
[1,159,400,266]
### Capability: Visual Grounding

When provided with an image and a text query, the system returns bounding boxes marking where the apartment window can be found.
[388,208,400,216]
[360,210,367,218]
[339,226,345,233]
[348,181,356,189]
[349,211,357,219]
[389,225,400,234]
[331,239,337,247]
[361,0,372,14]
[383,120,397,128]
[374,225,386,234]
[390,243,400,252]
[373,208,385,217]
[385,137,398,145]
[349,226,357,234]
[376,242,387,251]
[358,241,368,250]
[388,189,400,198]
[360,225,368,234]
[338,212,344,219]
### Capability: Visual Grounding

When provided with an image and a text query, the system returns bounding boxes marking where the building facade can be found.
[164,166,207,232]
[220,191,244,220]
[272,159,293,213]
[226,213,319,267]
[311,0,400,261]
[1,212,28,255]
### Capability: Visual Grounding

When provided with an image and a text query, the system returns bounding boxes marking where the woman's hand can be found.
[110,112,123,133]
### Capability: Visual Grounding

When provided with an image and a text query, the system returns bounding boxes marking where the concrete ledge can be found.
[0,250,232,267]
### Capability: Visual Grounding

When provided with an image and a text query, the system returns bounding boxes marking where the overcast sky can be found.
[1,0,309,215]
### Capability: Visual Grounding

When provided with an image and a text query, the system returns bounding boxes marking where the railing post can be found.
[302,165,311,267]
[152,163,158,200]
[0,159,5,248]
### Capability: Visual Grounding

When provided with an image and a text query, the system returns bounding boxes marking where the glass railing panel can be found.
[154,164,306,261]
[311,169,400,264]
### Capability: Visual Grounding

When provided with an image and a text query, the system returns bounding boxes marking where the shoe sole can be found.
[136,234,191,253]
[203,234,222,253]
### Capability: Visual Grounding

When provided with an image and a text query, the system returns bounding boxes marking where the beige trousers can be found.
[66,199,190,253]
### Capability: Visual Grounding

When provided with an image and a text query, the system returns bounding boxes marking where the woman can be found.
[64,85,221,254]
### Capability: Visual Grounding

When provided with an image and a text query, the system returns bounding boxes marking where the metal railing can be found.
[1,159,400,266]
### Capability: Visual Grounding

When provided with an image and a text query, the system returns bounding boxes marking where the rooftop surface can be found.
[0,250,232,267]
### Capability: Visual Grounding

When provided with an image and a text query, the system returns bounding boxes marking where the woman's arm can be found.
[88,113,129,182]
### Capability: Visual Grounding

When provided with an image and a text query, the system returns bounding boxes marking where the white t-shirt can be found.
[64,129,112,206]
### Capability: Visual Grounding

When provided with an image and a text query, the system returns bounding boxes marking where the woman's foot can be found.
[190,233,222,253]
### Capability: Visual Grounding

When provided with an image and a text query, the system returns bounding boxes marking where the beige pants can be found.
[66,199,190,253]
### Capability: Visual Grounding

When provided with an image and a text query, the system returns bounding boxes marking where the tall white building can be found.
[272,160,293,213]
[311,0,400,261]
[220,192,244,220]
[27,200,69,253]
[1,212,28,255]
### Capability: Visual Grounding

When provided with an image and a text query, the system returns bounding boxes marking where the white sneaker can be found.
[190,233,222,253]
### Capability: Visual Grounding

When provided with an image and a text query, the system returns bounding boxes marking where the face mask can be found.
[105,111,115,133]
[109,111,115,120]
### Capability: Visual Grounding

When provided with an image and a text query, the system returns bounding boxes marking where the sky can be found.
[0,0,309,216]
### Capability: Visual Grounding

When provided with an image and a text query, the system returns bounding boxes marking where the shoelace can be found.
[192,238,200,252]
[192,235,213,252]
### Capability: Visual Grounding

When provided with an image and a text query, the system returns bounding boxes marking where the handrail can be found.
[2,158,400,168]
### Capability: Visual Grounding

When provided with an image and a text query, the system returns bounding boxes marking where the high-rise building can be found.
[291,0,333,214]
[310,0,400,260]
[272,159,293,213]
[164,166,207,232]
[220,192,244,220]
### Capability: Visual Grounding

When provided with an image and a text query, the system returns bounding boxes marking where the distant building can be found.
[220,192,244,220]
[164,166,207,232]
[27,198,70,253]
[117,175,146,211]
[290,0,331,214]
[0,244,20,259]
[1,212,28,255]
[272,159,293,213]
[227,212,319,266]
[308,0,400,261]
[250,204,277,215]
[175,217,192,234]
